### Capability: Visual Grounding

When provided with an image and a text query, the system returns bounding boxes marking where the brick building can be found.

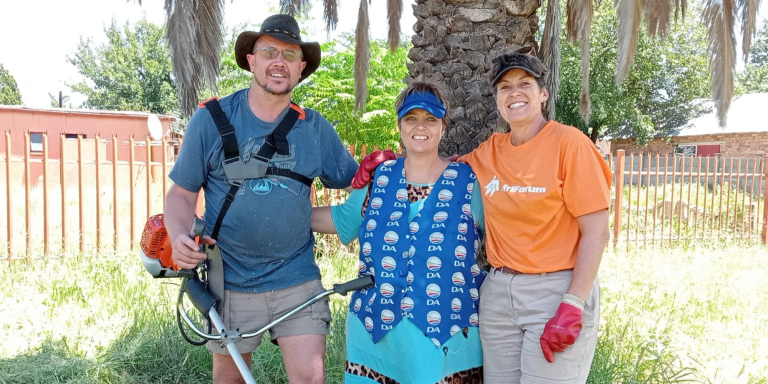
[611,93,768,157]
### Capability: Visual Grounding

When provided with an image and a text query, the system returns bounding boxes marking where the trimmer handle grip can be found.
[333,275,375,296]
[177,216,207,275]
[190,216,206,251]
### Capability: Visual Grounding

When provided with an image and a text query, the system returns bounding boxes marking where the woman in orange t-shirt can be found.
[457,48,612,384]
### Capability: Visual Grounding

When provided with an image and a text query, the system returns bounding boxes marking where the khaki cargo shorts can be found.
[205,279,332,355]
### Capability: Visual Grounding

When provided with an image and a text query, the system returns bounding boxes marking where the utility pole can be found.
[59,91,63,108]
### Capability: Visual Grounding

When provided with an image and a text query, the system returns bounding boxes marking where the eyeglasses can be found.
[252,47,303,62]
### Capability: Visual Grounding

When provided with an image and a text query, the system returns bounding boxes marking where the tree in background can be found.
[556,1,711,144]
[292,38,410,152]
[213,25,253,98]
[67,19,178,114]
[210,33,410,151]
[0,64,23,105]
[155,0,762,156]
[736,19,768,94]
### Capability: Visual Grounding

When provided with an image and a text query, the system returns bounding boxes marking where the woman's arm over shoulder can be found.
[315,187,368,245]
[311,206,336,234]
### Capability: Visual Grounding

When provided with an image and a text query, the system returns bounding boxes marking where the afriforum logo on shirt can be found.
[484,175,547,197]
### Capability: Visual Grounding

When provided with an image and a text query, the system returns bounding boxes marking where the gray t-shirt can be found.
[169,88,358,292]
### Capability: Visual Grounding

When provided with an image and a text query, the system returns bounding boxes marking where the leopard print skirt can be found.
[345,361,483,384]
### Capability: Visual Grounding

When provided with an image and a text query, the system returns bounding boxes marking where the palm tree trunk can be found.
[407,0,541,156]
[589,124,599,143]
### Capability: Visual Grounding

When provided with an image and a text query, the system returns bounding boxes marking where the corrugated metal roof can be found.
[671,93,768,136]
[0,105,176,120]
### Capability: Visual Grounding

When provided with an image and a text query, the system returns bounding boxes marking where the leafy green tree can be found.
[0,64,23,105]
[213,34,411,151]
[736,19,768,94]
[67,19,178,114]
[213,25,253,98]
[556,1,711,144]
[292,38,410,152]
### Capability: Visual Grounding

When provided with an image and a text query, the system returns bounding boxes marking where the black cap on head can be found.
[490,47,547,86]
[235,14,321,83]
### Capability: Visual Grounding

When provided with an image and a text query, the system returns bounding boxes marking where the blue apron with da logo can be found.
[350,158,486,346]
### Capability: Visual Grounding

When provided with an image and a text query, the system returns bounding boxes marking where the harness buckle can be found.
[218,124,235,137]
[222,157,268,182]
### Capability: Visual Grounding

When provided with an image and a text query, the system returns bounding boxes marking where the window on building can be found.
[30,133,43,152]
[674,143,722,157]
[674,144,696,156]
[64,133,87,139]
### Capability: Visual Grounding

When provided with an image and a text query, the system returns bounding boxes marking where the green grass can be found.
[614,181,766,246]
[594,244,768,384]
[1,243,767,383]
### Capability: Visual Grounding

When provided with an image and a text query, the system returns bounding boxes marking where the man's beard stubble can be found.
[254,73,294,96]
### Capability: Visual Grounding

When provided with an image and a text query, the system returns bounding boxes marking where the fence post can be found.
[196,189,204,217]
[762,156,768,245]
[24,131,31,260]
[60,133,67,255]
[129,136,136,251]
[95,134,102,253]
[113,136,119,252]
[613,150,625,247]
[78,134,85,255]
[162,136,168,212]
[146,136,152,222]
[43,132,49,256]
[5,130,12,261]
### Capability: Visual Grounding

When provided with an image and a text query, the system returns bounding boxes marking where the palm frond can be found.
[280,0,309,17]
[673,0,688,21]
[644,0,673,37]
[703,0,737,126]
[739,0,761,63]
[616,0,645,85]
[566,0,593,124]
[681,0,687,19]
[197,0,224,91]
[354,0,371,113]
[540,0,561,120]
[387,0,403,51]
[165,0,204,117]
[323,0,340,34]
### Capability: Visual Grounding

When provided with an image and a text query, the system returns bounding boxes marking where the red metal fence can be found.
[2,135,766,262]
[2,131,175,260]
[610,150,768,249]
[0,133,389,261]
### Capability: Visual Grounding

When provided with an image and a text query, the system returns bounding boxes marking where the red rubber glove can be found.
[351,150,397,188]
[540,294,584,363]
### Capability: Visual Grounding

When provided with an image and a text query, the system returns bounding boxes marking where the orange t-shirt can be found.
[460,121,611,273]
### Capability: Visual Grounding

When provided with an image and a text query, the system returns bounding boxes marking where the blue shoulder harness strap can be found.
[201,98,312,240]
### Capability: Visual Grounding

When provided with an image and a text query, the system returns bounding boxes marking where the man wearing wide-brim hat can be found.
[165,13,358,384]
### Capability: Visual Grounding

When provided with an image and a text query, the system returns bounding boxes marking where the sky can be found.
[0,0,417,108]
[0,1,766,109]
